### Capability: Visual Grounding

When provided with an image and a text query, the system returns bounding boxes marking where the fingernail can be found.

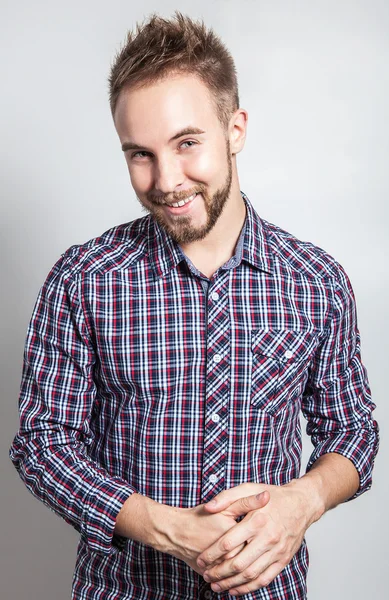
[256,493,263,499]
[212,584,221,592]
[197,559,206,568]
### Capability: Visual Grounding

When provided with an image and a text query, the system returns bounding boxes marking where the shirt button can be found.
[211,291,219,301]
[211,413,220,423]
[209,474,218,483]
[284,350,293,359]
[213,353,222,363]
[204,591,212,599]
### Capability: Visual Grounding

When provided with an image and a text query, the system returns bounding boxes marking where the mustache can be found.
[147,185,206,205]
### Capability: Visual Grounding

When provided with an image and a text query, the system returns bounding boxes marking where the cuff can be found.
[81,476,137,555]
[306,422,379,501]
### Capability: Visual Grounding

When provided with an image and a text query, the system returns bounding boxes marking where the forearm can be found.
[286,452,360,526]
[10,433,136,555]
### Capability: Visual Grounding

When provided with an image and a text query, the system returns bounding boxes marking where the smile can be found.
[162,192,197,208]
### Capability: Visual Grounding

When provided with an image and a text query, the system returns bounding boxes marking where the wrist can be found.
[151,503,187,557]
[285,475,326,526]
[159,505,207,563]
[115,493,182,554]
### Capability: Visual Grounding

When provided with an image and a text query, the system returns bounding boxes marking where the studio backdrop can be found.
[1,1,387,599]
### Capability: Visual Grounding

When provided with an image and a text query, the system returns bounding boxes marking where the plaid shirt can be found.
[10,192,378,600]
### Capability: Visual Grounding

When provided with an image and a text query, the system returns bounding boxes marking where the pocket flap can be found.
[251,329,317,363]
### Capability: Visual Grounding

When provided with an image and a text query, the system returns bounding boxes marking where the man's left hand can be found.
[196,482,317,596]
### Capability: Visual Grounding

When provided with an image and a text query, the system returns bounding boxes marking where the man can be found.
[10,11,379,600]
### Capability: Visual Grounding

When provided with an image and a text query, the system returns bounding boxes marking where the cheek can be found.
[128,164,153,193]
[184,148,221,183]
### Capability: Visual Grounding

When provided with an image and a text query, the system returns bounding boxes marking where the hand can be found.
[170,492,270,576]
[196,482,315,596]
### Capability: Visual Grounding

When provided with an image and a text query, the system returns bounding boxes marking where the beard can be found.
[137,140,233,245]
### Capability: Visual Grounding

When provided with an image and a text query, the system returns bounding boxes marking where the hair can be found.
[108,11,239,129]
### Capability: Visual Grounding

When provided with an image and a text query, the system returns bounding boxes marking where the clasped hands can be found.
[191,482,312,597]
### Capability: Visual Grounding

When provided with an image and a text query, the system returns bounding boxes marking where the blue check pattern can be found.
[10,192,379,599]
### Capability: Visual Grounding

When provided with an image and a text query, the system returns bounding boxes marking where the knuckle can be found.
[234,585,251,595]
[278,541,288,555]
[252,512,265,527]
[221,537,234,552]
[231,558,245,573]
[280,557,289,569]
[243,567,259,581]
[258,575,272,587]
[240,496,251,510]
[268,531,281,545]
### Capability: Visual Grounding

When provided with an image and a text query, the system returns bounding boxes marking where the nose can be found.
[153,154,184,195]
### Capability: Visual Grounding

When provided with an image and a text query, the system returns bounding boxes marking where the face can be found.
[114,74,235,245]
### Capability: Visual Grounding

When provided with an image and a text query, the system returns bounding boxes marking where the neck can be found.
[179,183,246,277]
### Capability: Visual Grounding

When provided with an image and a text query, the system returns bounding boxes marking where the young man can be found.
[10,12,379,600]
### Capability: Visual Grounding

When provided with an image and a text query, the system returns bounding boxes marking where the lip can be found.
[163,193,198,214]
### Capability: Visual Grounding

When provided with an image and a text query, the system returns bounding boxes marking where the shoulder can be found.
[46,215,151,290]
[261,217,348,285]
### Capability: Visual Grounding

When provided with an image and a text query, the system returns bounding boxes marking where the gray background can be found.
[1,1,387,598]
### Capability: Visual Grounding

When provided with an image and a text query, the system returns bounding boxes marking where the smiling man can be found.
[114,72,239,273]
[10,11,379,600]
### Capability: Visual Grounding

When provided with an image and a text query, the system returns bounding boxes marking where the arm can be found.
[302,259,379,499]
[9,251,136,556]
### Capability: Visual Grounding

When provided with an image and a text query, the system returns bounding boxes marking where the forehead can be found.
[114,73,221,143]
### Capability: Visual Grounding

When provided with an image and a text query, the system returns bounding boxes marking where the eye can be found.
[131,150,151,160]
[180,140,197,149]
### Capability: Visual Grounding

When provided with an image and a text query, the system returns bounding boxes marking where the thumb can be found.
[223,491,270,519]
[203,484,262,513]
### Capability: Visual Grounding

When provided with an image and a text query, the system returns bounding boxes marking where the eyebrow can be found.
[121,127,206,152]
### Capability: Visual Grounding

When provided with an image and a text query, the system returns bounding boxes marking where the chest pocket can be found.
[251,329,317,417]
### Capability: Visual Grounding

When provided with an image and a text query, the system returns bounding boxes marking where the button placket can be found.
[201,277,230,503]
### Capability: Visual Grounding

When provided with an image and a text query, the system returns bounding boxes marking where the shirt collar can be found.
[240,191,273,274]
[147,191,273,278]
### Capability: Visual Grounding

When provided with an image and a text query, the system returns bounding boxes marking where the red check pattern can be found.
[10,192,379,600]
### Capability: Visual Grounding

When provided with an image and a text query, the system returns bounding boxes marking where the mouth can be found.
[161,192,198,214]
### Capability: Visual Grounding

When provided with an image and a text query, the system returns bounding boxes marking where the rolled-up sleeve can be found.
[302,260,379,500]
[9,250,137,554]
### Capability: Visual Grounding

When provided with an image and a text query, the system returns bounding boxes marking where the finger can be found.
[206,551,278,594]
[227,560,285,596]
[223,544,244,561]
[203,483,259,512]
[223,492,270,520]
[198,506,269,571]
[213,543,245,566]
[197,521,250,569]
[202,538,272,585]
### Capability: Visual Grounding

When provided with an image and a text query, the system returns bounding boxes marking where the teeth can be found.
[165,193,197,208]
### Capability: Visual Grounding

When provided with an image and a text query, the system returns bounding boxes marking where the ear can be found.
[228,108,248,155]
